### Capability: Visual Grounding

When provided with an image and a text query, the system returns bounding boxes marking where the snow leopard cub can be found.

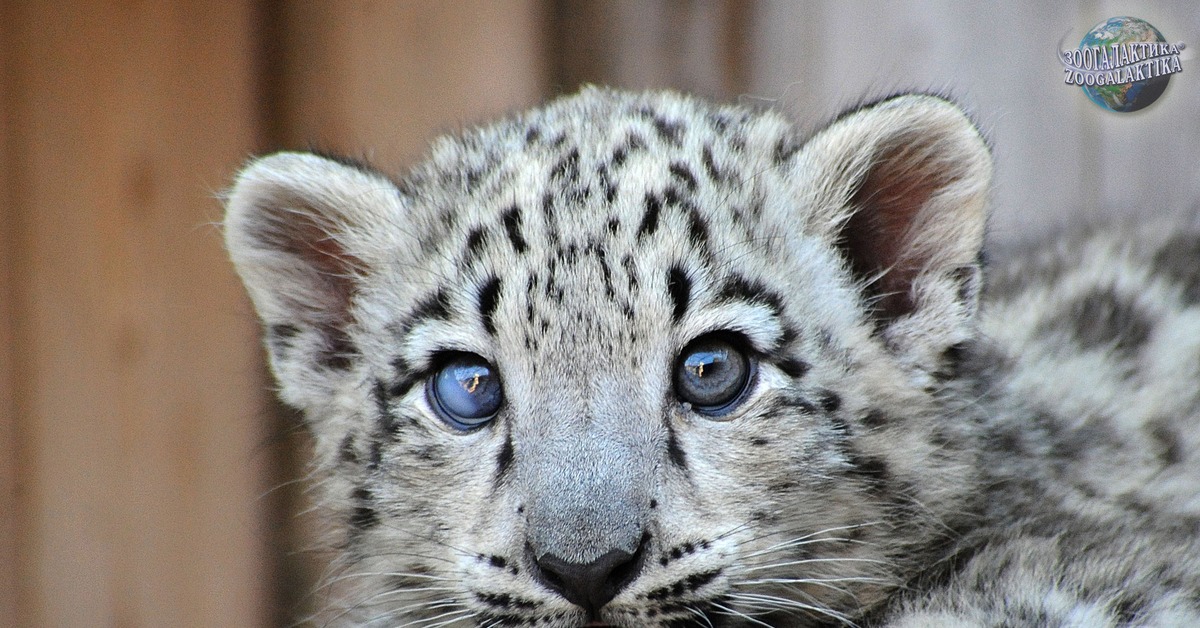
[225,87,1200,626]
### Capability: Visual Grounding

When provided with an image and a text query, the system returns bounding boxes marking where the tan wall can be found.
[2,2,1196,626]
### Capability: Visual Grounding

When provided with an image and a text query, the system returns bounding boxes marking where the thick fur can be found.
[224,87,1200,626]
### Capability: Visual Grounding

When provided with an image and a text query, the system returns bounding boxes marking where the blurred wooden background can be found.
[2,1,1196,626]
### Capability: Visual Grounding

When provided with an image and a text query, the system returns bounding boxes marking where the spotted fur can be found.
[224,87,1200,626]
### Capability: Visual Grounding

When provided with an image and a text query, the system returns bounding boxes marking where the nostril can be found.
[530,535,649,616]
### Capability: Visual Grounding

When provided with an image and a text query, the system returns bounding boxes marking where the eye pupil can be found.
[674,335,752,415]
[428,354,503,430]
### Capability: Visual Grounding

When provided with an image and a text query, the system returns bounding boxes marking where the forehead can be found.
[406,91,800,277]
[372,90,823,366]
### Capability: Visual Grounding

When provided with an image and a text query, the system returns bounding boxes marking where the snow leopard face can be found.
[225,88,992,626]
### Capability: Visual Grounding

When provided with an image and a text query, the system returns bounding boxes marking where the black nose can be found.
[532,541,647,616]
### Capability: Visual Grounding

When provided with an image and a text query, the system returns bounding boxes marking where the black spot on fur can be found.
[524,125,541,145]
[550,148,580,181]
[701,145,724,182]
[669,162,698,192]
[400,288,452,334]
[599,166,619,203]
[612,133,646,169]
[847,450,891,491]
[773,135,801,164]
[387,371,419,399]
[718,275,785,316]
[708,113,731,133]
[350,486,379,530]
[464,226,488,260]
[478,276,502,336]
[464,166,485,191]
[612,146,629,167]
[266,323,300,357]
[495,432,515,480]
[778,325,799,348]
[662,186,683,208]
[667,266,691,322]
[829,414,853,438]
[666,422,688,471]
[1153,233,1200,303]
[622,254,640,291]
[686,208,710,249]
[374,379,400,436]
[476,591,539,611]
[596,247,615,299]
[777,392,818,415]
[1111,593,1149,623]
[936,341,971,380]
[1147,418,1183,466]
[541,191,559,244]
[645,569,721,601]
[368,440,383,470]
[500,206,528,254]
[950,264,981,304]
[818,390,842,413]
[776,358,810,379]
[338,433,358,465]
[638,193,662,240]
[651,116,683,146]
[412,444,444,463]
[1066,288,1152,356]
[897,537,985,601]
[862,409,888,428]
[319,327,358,370]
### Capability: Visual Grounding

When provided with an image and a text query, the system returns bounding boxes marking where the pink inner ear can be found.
[252,202,363,326]
[842,137,950,321]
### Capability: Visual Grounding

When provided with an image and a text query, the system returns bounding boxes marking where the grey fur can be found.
[224,87,1200,627]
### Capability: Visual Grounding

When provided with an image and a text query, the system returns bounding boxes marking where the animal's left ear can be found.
[793,94,992,372]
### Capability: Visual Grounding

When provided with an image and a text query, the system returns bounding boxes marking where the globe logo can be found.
[1061,17,1185,113]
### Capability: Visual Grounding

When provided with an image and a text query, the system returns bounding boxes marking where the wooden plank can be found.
[0,1,18,624]
[276,0,549,170]
[551,0,750,99]
[7,1,268,625]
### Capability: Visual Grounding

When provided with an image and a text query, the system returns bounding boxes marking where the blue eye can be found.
[427,354,503,430]
[674,335,753,415]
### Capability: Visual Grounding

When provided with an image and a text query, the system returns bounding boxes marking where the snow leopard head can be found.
[225,88,991,626]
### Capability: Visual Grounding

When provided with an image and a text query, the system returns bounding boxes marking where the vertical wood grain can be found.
[273,0,550,171]
[0,1,18,624]
[6,1,268,625]
[551,0,751,99]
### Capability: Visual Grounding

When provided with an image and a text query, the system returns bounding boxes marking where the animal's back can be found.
[882,219,1200,626]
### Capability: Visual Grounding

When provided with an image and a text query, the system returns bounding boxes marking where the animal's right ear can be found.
[224,152,405,406]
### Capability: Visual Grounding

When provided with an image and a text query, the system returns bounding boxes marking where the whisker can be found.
[740,556,890,573]
[727,592,859,627]
[709,601,777,628]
